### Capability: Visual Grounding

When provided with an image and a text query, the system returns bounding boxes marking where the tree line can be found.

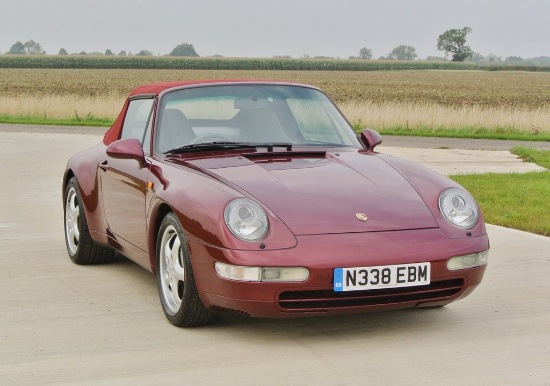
[5,28,550,66]
[6,41,199,57]
[349,27,550,65]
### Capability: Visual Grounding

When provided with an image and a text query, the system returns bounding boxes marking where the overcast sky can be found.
[1,0,549,59]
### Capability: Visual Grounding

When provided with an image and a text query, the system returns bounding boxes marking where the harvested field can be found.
[1,69,549,133]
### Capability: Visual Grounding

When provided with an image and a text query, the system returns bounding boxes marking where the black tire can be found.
[156,213,217,327]
[64,177,114,264]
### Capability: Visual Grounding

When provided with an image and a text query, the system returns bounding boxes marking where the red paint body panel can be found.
[190,149,439,235]
[63,80,489,320]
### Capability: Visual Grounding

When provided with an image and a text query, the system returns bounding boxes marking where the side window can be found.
[142,113,153,156]
[120,98,154,144]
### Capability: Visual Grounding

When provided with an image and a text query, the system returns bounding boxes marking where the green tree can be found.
[169,43,199,57]
[118,50,127,56]
[23,40,44,54]
[358,47,373,60]
[470,52,484,64]
[8,41,26,54]
[504,56,524,65]
[437,27,473,62]
[388,45,417,60]
[58,48,68,55]
[105,49,114,56]
[136,50,153,56]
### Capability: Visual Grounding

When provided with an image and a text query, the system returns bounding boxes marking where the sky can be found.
[1,0,549,59]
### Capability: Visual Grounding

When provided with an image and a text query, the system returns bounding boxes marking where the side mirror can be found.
[106,138,145,166]
[360,129,382,151]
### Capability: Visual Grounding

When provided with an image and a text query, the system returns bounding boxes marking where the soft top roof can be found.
[128,79,303,97]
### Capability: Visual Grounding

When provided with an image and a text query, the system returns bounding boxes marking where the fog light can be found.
[215,263,309,282]
[261,267,309,282]
[447,250,489,271]
[261,268,281,281]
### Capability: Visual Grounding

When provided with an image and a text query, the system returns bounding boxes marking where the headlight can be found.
[439,188,479,228]
[224,198,269,241]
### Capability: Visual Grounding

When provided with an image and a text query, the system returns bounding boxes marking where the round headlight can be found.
[224,198,269,241]
[439,188,479,228]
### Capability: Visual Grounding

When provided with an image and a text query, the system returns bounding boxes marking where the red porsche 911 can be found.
[63,80,489,327]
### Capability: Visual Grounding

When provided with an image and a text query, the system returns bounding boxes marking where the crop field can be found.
[1,68,550,136]
[0,55,478,72]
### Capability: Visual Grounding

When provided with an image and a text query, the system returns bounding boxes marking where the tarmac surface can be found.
[1,124,549,385]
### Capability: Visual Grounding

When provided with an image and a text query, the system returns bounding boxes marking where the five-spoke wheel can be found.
[156,213,216,327]
[64,177,113,264]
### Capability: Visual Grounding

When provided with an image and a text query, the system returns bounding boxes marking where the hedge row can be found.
[483,65,550,72]
[0,55,479,71]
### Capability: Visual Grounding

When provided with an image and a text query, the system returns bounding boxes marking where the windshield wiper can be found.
[164,142,293,155]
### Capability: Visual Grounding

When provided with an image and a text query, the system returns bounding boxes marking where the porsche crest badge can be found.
[355,213,368,222]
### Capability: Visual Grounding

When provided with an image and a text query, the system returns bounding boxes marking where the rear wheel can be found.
[64,177,114,264]
[156,213,217,327]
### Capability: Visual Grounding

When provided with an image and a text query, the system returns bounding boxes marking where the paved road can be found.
[1,128,549,385]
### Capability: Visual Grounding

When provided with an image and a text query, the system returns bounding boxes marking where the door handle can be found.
[99,160,109,171]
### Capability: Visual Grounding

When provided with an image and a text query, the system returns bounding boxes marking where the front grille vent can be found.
[278,279,463,310]
[209,305,251,317]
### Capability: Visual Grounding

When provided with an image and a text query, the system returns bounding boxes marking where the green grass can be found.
[0,115,113,127]
[451,148,550,236]
[511,146,550,168]
[353,124,550,142]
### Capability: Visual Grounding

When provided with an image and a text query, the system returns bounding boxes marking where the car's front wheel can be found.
[64,177,114,264]
[156,213,217,327]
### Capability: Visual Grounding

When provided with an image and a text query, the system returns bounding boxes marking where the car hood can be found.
[179,150,438,236]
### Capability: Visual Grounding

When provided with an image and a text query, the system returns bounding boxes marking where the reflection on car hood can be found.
[180,150,438,235]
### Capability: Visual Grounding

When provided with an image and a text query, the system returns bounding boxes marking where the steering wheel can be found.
[189,133,233,144]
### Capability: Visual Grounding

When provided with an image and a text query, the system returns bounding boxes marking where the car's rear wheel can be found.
[156,213,217,327]
[64,177,114,264]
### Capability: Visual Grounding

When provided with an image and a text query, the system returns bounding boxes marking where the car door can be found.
[100,97,154,253]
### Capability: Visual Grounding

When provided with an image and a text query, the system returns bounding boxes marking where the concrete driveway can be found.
[1,127,549,385]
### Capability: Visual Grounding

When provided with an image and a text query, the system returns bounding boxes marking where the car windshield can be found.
[155,84,361,154]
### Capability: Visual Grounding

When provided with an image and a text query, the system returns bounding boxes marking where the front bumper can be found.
[189,228,489,318]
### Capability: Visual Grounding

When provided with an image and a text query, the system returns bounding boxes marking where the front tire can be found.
[156,213,217,327]
[64,177,114,264]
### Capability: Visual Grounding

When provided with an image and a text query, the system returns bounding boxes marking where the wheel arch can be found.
[148,202,174,273]
[62,169,76,202]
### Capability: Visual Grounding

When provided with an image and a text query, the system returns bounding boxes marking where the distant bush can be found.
[483,65,550,72]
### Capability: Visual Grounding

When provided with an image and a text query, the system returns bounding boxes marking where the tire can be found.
[156,213,217,327]
[64,177,114,264]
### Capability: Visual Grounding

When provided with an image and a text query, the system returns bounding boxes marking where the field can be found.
[1,68,550,137]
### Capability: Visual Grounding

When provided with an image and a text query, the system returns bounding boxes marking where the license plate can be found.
[333,263,430,292]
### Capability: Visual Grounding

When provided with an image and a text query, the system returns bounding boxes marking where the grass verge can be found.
[0,115,113,127]
[352,124,550,142]
[511,147,550,168]
[377,127,550,142]
[450,148,550,236]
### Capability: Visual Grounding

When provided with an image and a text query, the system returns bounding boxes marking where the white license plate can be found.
[333,263,430,292]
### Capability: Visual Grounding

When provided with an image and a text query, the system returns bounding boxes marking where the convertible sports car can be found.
[63,80,489,327]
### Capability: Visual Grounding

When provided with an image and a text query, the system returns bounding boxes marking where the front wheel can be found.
[156,213,217,327]
[64,177,114,264]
